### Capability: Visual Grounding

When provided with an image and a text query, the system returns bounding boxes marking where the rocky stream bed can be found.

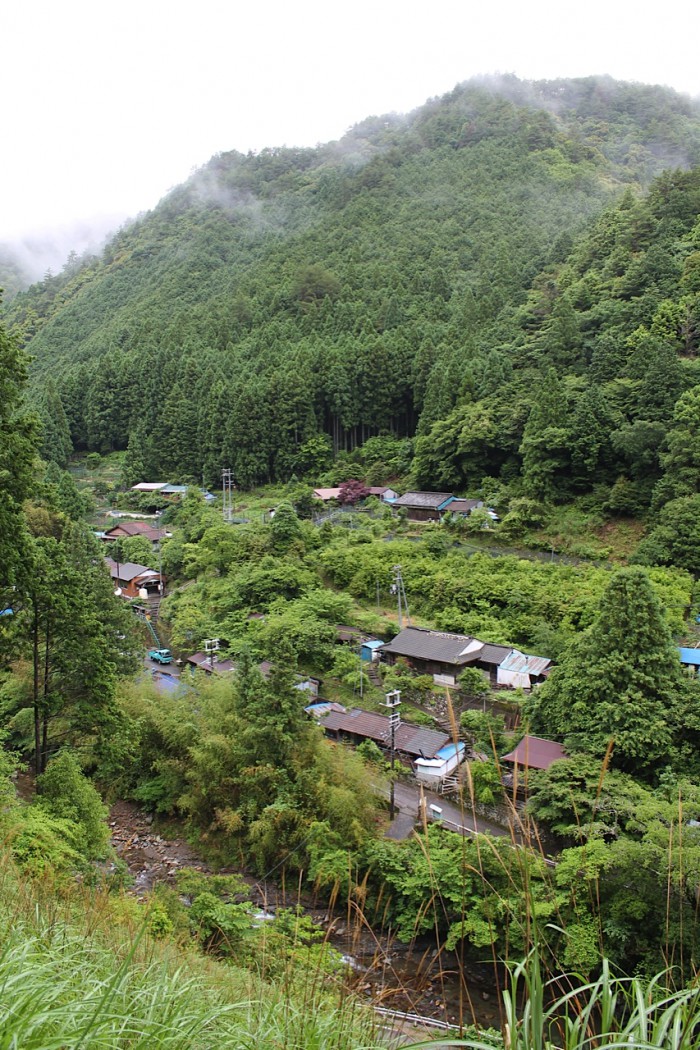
[109,800,504,1035]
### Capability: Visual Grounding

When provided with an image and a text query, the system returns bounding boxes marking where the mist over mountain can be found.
[7,75,700,536]
[0,212,132,298]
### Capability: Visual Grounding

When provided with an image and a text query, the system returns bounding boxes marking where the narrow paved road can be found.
[380,780,521,842]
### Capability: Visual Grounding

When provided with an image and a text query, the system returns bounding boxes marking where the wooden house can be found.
[103,521,168,545]
[105,558,164,599]
[391,491,456,522]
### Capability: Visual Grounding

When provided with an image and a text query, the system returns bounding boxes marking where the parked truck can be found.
[148,648,173,665]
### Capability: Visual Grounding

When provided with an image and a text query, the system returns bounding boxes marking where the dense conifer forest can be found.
[6,76,700,524]
[2,75,700,1046]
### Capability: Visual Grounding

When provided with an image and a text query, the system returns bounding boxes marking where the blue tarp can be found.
[435,742,465,761]
[680,648,700,667]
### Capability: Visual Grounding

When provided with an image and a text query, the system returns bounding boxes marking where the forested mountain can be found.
[7,76,700,513]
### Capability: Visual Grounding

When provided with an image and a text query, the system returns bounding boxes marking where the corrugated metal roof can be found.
[336,624,366,643]
[500,735,567,770]
[392,491,455,509]
[498,650,551,676]
[313,487,341,500]
[380,627,484,666]
[187,652,236,674]
[435,742,465,761]
[398,723,451,758]
[680,648,700,667]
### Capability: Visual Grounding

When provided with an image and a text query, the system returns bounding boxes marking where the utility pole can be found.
[222,468,234,524]
[359,644,364,699]
[384,689,401,819]
[390,565,409,630]
[204,637,219,673]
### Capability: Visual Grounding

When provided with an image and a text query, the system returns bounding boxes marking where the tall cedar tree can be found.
[528,567,687,777]
[0,314,37,601]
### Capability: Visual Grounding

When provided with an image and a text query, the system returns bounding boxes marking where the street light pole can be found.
[384,689,401,820]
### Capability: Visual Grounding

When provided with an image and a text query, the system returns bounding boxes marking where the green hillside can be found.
[7,76,700,517]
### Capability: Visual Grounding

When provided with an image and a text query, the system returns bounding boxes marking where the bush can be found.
[36,753,110,860]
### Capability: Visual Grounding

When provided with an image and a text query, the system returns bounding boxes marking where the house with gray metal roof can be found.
[443,498,484,517]
[105,558,164,600]
[391,491,456,521]
[379,626,499,686]
[379,626,548,689]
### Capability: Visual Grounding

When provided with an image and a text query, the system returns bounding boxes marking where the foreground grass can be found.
[0,856,383,1050]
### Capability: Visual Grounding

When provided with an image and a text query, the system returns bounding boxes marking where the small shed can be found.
[336,624,367,645]
[368,486,398,502]
[679,648,700,676]
[414,742,465,784]
[497,651,552,690]
[361,639,385,662]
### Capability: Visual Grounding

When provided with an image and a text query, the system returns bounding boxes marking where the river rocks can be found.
[109,800,209,891]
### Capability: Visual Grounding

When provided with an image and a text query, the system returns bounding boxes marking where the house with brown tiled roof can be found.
[318,706,450,762]
[103,521,169,544]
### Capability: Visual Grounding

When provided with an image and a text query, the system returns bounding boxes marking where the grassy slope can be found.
[0,851,384,1050]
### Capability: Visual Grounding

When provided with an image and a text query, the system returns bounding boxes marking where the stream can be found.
[109,800,505,1035]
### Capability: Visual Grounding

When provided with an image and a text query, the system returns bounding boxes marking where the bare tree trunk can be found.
[41,621,50,773]
[32,599,41,776]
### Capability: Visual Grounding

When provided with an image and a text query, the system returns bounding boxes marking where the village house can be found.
[312,486,398,503]
[102,521,169,545]
[105,558,164,600]
[391,491,456,522]
[186,651,237,675]
[131,482,215,502]
[317,706,451,765]
[186,653,321,696]
[500,735,567,772]
[379,626,551,689]
[500,735,567,797]
[441,498,484,518]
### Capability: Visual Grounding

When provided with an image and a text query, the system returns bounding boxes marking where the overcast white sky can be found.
[3,0,698,265]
